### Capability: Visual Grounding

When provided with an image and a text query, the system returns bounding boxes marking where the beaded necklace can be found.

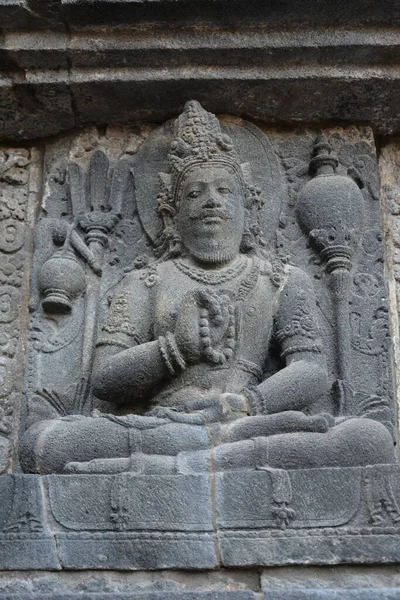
[195,258,261,365]
[173,255,247,285]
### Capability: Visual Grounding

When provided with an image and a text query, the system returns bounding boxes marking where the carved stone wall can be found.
[0,116,397,583]
[2,2,400,597]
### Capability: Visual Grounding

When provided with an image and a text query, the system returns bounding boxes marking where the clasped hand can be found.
[173,289,235,365]
[148,395,335,437]
[147,394,248,425]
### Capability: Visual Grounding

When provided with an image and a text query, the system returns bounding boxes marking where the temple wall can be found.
[1,1,400,597]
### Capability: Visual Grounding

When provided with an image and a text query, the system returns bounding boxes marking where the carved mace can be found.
[296,135,365,384]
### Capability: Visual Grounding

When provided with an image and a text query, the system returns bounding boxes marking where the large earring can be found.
[165,221,182,257]
[240,209,256,252]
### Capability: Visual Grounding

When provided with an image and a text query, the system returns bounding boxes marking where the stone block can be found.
[264,591,400,600]
[67,74,400,138]
[45,473,217,569]
[0,593,255,600]
[2,31,69,70]
[0,82,74,141]
[0,475,59,569]
[0,1,54,29]
[47,473,213,531]
[219,532,400,568]
[216,468,362,530]
[55,531,218,570]
[60,0,400,28]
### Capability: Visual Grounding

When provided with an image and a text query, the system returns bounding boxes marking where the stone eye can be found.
[218,187,230,195]
[188,190,200,199]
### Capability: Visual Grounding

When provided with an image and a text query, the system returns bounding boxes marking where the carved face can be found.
[176,165,245,264]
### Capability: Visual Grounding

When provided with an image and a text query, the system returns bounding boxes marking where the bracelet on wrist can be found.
[165,331,187,372]
[158,333,187,377]
[158,335,176,376]
[241,386,268,416]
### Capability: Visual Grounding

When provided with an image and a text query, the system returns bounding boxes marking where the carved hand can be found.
[151,393,249,425]
[174,290,235,366]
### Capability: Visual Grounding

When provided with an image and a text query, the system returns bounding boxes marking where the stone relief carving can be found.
[21,102,394,473]
[0,104,398,570]
[19,101,395,478]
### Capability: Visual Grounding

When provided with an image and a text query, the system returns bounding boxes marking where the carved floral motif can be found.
[0,148,31,471]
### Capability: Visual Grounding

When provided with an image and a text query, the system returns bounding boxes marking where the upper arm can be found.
[95,271,152,362]
[274,266,325,366]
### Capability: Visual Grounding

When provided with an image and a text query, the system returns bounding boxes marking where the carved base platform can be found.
[1,466,400,570]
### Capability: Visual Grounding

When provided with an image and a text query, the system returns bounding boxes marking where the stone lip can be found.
[0,586,399,600]
[1,1,400,140]
[2,1,400,29]
[0,593,257,600]
[1,466,400,570]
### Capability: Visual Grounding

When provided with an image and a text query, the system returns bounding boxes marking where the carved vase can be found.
[38,250,86,314]
[296,136,364,252]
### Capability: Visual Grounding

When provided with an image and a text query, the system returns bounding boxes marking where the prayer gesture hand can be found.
[174,290,236,366]
[148,393,249,425]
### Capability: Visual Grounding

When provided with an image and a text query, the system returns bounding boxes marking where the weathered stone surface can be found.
[50,0,400,28]
[56,532,218,570]
[0,83,74,141]
[0,0,58,29]
[47,474,213,531]
[0,100,397,586]
[0,4,400,598]
[220,532,400,568]
[21,108,395,477]
[0,106,392,573]
[1,2,400,140]
[261,565,400,591]
[3,565,400,598]
[4,0,400,29]
[0,593,255,600]
[1,467,400,569]
[216,468,362,530]
[0,475,59,569]
[2,63,400,141]
[265,591,400,599]
[378,141,400,420]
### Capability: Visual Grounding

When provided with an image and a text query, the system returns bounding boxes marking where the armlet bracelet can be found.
[241,386,268,416]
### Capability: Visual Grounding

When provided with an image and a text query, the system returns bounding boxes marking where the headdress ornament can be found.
[155,100,264,257]
[157,101,262,215]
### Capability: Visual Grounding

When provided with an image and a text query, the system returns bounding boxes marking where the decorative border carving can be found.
[0,148,38,473]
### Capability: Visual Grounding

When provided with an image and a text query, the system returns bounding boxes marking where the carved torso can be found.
[97,254,322,410]
[152,255,276,406]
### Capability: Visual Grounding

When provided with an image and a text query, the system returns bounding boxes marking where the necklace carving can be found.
[173,255,247,285]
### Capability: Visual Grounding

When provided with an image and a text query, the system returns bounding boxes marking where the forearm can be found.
[93,334,185,403]
[244,358,329,415]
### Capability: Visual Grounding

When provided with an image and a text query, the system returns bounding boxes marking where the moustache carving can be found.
[190,208,229,220]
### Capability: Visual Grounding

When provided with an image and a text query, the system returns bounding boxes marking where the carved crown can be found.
[157,101,263,218]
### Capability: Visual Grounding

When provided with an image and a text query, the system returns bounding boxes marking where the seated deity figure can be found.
[20,101,395,475]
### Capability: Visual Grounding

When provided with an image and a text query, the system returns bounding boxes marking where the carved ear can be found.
[157,173,174,221]
[240,162,253,185]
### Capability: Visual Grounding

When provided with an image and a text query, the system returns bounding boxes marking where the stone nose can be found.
[203,193,222,208]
